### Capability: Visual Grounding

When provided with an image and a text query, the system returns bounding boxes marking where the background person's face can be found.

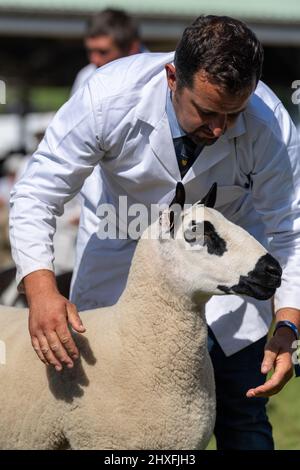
[166,64,255,145]
[85,35,123,67]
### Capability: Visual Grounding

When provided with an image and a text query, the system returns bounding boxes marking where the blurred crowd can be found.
[0,134,81,305]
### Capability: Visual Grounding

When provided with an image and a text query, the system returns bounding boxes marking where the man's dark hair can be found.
[174,15,264,93]
[86,9,140,54]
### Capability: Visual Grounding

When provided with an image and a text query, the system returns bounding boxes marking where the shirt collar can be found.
[166,90,186,139]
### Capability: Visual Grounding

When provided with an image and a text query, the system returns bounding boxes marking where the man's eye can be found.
[200,109,215,117]
[228,111,241,119]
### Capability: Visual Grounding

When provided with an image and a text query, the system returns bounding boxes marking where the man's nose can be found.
[209,115,227,137]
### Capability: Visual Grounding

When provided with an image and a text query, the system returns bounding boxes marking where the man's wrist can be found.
[273,320,299,341]
[275,307,300,331]
[23,269,58,303]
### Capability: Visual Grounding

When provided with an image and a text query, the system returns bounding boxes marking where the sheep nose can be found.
[262,253,282,276]
[255,253,282,288]
[217,253,282,301]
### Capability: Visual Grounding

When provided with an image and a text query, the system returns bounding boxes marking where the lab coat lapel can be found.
[135,64,181,183]
[149,112,181,182]
[182,136,232,184]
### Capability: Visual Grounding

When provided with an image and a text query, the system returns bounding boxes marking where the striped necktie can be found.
[173,136,200,178]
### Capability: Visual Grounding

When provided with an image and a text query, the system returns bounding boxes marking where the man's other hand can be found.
[246,327,294,398]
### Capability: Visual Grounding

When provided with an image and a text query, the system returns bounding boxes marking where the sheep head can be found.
[155,182,282,302]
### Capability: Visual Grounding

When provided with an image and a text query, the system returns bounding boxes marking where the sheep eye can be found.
[184,220,203,243]
[191,220,197,233]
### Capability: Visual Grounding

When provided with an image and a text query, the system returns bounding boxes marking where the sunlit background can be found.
[0,0,299,450]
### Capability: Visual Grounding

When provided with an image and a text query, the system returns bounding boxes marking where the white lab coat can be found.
[71,63,97,96]
[9,52,300,355]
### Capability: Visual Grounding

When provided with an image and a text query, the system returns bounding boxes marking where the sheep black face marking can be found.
[203,221,227,256]
[184,220,227,256]
[218,253,282,300]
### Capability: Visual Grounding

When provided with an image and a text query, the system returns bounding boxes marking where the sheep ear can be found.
[168,182,185,236]
[169,182,185,210]
[199,182,217,208]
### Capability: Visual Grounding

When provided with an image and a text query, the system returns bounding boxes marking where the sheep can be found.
[0,183,281,450]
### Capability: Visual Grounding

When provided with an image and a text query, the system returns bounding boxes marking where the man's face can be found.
[165,64,255,145]
[85,35,123,67]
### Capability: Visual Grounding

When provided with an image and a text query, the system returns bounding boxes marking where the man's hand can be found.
[24,270,86,371]
[246,327,294,398]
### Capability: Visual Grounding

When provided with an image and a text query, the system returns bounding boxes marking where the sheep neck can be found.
[117,237,210,390]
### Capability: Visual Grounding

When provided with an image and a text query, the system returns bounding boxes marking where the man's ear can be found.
[165,63,177,93]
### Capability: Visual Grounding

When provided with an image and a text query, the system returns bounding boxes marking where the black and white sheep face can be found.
[162,204,282,301]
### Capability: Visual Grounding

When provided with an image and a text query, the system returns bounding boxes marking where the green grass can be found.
[269,377,300,449]
[206,378,300,450]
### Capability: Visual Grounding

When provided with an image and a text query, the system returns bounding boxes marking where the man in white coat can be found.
[10,15,300,449]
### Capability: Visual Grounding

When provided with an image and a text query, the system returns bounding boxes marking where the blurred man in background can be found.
[69,9,147,297]
[1,9,146,304]
[70,7,147,284]
[71,8,145,95]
